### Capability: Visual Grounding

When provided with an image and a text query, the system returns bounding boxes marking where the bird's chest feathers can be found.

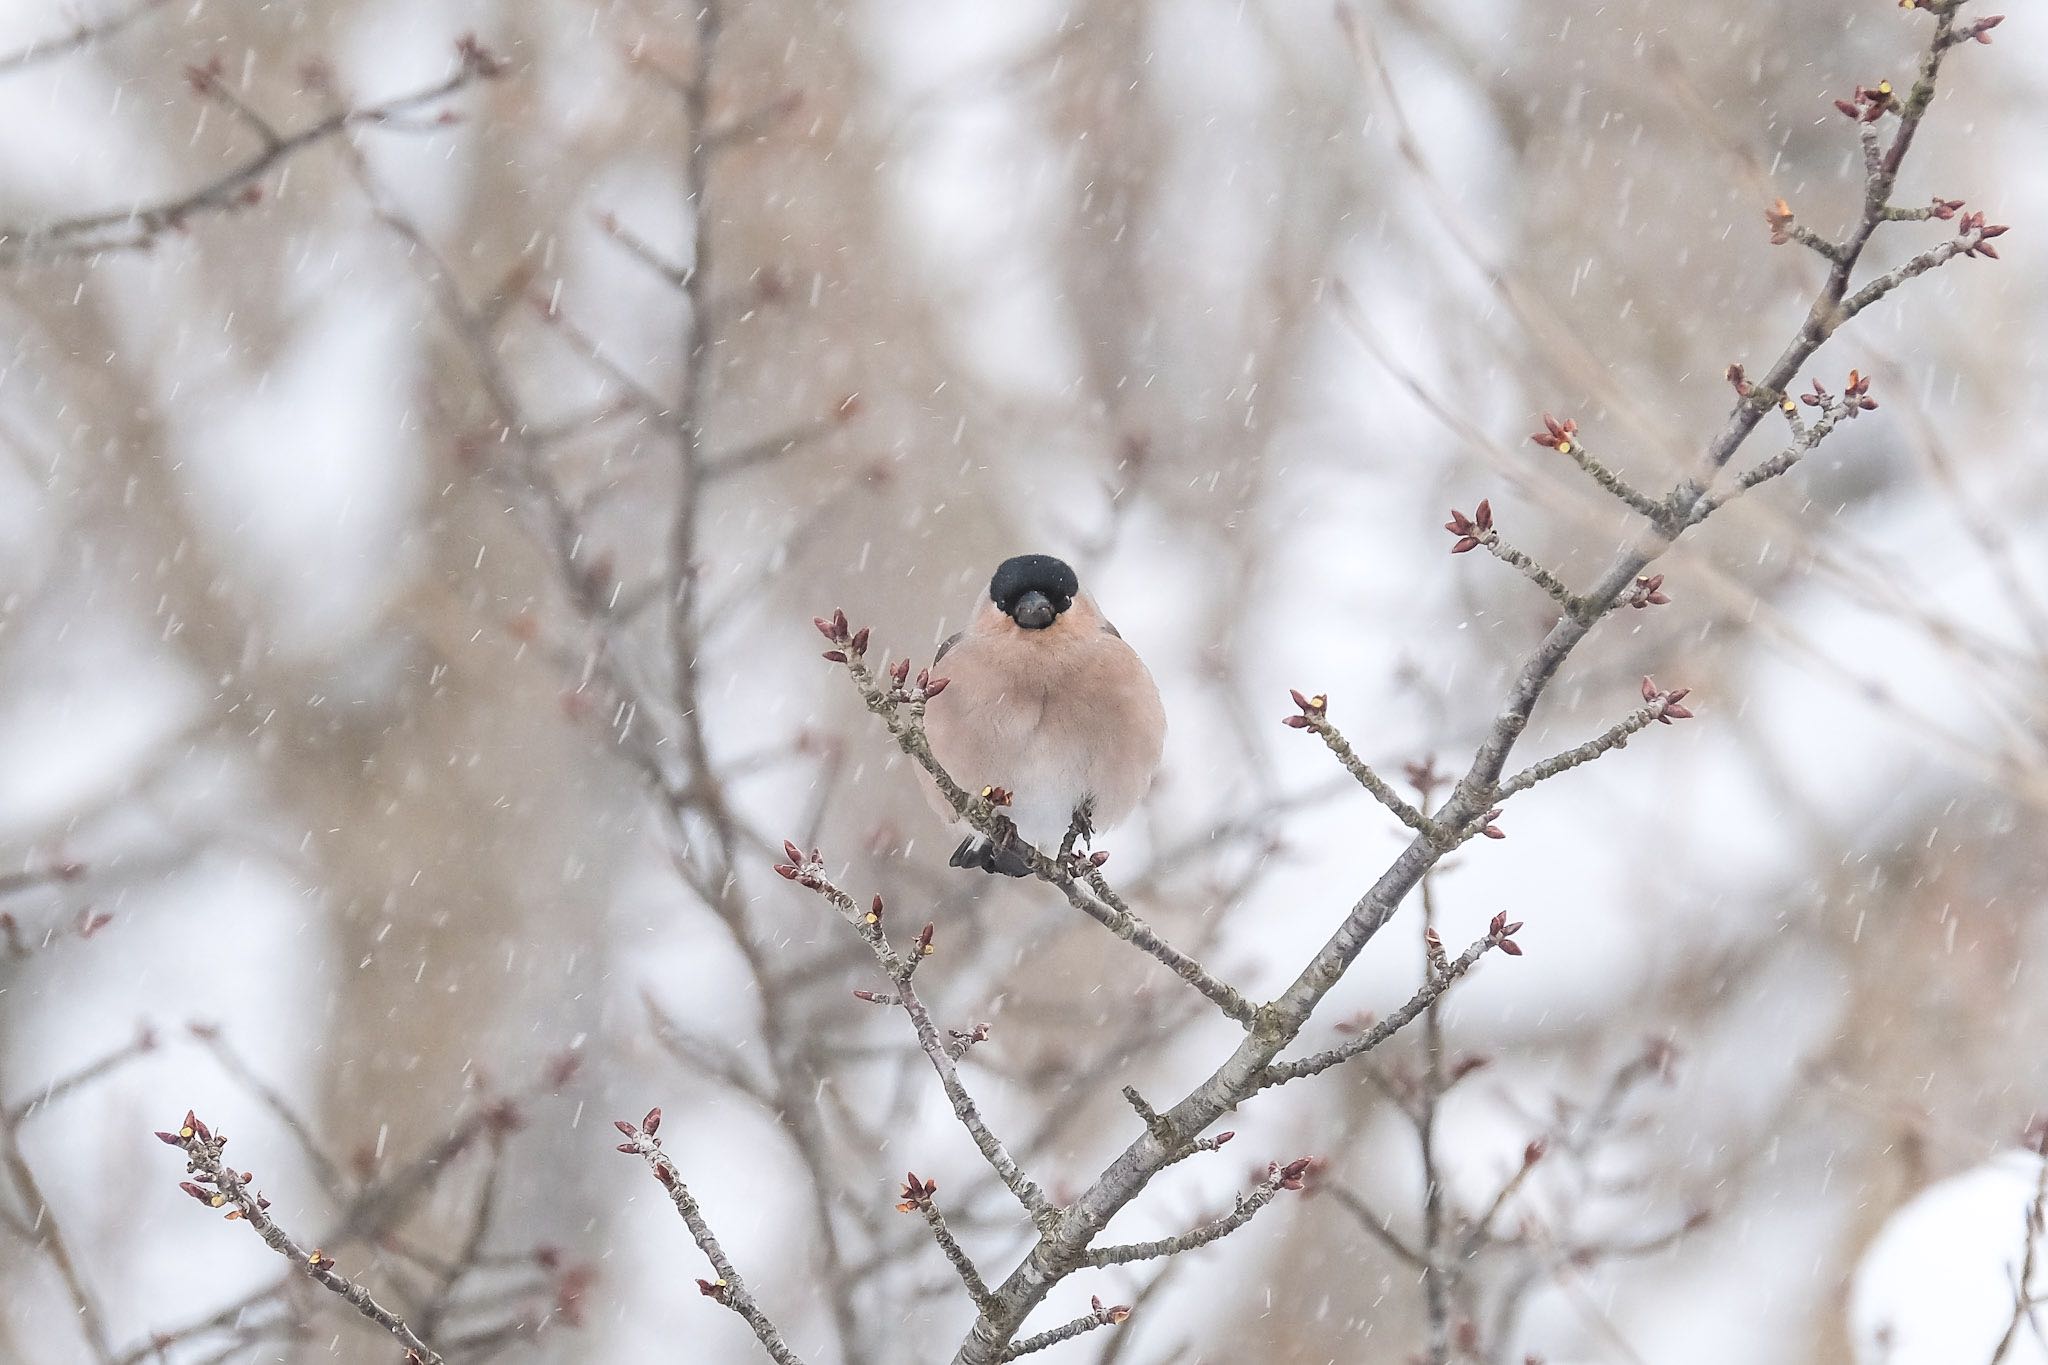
[959,631,1127,756]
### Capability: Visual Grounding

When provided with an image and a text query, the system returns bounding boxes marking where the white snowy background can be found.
[1,0,2044,1362]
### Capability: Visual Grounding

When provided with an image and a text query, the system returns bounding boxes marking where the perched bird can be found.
[921,554,1166,876]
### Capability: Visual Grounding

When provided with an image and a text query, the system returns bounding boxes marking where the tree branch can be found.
[1282,693,1439,838]
[998,1299,1130,1361]
[778,847,1056,1222]
[613,1111,809,1365]
[158,1113,445,1365]
[1496,681,1693,800]
[0,0,165,76]
[901,1177,997,1312]
[0,41,505,263]
[1082,1158,1309,1268]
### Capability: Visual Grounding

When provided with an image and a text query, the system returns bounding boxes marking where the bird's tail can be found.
[948,834,1032,878]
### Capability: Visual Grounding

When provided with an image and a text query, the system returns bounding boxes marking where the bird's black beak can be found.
[1011,590,1057,630]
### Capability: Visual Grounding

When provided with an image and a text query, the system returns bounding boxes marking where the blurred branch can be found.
[1327,1184,1426,1270]
[0,1030,157,1364]
[186,1022,349,1202]
[0,0,164,75]
[1989,1139,2048,1365]
[0,40,504,264]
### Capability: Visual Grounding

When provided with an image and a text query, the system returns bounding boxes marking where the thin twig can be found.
[999,1301,1130,1361]
[1989,1149,2048,1365]
[1551,434,1670,523]
[906,1187,997,1312]
[614,1114,809,1365]
[1287,700,1438,838]
[0,45,504,262]
[0,0,164,75]
[1479,530,1588,620]
[1257,928,1507,1091]
[1081,1161,1305,1268]
[1497,696,1680,799]
[160,1114,445,1364]
[779,852,1055,1223]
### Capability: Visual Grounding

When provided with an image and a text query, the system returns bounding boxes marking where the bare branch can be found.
[0,0,165,75]
[613,1111,808,1365]
[158,1113,445,1365]
[1282,692,1438,838]
[1497,681,1694,800]
[777,847,1054,1222]
[999,1299,1130,1361]
[1082,1158,1309,1268]
[1528,414,1669,523]
[0,43,505,263]
[1258,921,1515,1092]
[900,1176,997,1312]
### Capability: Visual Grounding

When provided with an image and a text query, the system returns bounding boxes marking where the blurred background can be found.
[0,0,2042,1362]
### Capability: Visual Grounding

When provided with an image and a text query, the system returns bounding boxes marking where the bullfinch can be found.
[921,554,1166,876]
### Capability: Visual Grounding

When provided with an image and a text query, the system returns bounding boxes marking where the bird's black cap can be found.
[989,554,1079,616]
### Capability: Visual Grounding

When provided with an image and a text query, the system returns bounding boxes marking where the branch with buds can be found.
[1282,691,1438,838]
[1496,677,1695,800]
[998,1297,1132,1361]
[1257,913,1523,1093]
[775,843,1053,1221]
[158,1113,446,1365]
[613,1110,808,1365]
[1444,500,1588,621]
[1529,414,1669,523]
[1082,1158,1314,1268]
[897,1172,997,1312]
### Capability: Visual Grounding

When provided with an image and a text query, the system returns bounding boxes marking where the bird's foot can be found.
[1058,800,1097,862]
